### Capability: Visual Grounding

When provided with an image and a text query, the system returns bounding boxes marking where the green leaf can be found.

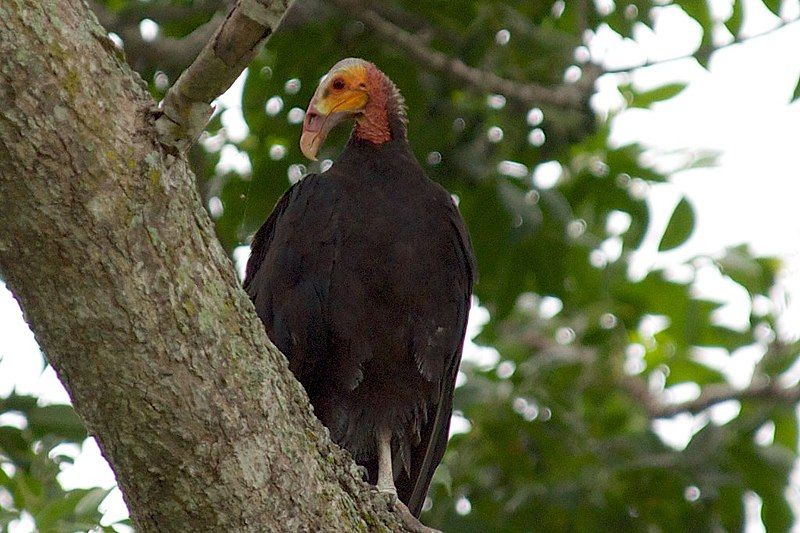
[773,408,798,452]
[716,245,779,295]
[761,492,793,532]
[762,0,782,16]
[677,0,712,27]
[717,486,745,531]
[693,324,752,351]
[676,0,715,67]
[0,426,32,468]
[624,83,687,108]
[13,469,43,511]
[27,404,87,443]
[791,75,800,103]
[0,393,38,415]
[74,487,112,517]
[665,357,725,386]
[34,489,87,529]
[725,0,744,37]
[658,197,695,251]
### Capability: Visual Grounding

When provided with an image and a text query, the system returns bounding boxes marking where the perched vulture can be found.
[244,58,475,519]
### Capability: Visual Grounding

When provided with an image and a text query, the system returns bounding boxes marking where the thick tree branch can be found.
[330,0,598,110]
[99,0,227,28]
[0,0,410,530]
[127,14,223,82]
[155,0,295,150]
[89,0,232,81]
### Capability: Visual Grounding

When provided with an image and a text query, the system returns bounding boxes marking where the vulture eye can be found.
[331,78,346,90]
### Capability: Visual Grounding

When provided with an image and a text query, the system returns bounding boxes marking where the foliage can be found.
[433,247,797,531]
[6,0,800,531]
[0,392,128,532]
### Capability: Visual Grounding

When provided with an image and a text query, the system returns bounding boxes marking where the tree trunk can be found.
[0,1,403,530]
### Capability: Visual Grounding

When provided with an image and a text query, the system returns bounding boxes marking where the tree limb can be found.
[89,0,232,81]
[329,0,598,110]
[620,374,800,419]
[128,15,223,82]
[0,0,410,530]
[100,0,227,28]
[154,0,295,151]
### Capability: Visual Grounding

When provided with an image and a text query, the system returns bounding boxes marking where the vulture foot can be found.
[355,464,369,480]
[392,500,441,533]
[376,484,397,498]
[371,487,439,532]
[373,427,440,531]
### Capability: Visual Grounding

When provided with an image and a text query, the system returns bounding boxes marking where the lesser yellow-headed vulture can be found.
[244,58,476,519]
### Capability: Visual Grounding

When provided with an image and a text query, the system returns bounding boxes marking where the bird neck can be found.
[354,65,407,146]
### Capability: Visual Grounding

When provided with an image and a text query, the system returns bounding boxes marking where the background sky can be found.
[1,0,799,530]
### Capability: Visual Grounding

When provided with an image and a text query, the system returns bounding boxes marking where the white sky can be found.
[2,1,800,530]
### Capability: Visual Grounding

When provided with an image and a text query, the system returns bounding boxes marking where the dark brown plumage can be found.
[243,58,475,517]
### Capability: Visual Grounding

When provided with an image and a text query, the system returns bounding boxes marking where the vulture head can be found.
[300,57,406,160]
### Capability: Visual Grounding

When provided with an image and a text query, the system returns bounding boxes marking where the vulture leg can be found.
[375,428,441,533]
[376,427,397,496]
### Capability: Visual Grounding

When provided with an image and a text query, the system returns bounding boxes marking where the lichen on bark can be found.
[0,0,406,530]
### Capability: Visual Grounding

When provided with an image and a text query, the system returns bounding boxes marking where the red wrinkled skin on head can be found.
[354,64,392,145]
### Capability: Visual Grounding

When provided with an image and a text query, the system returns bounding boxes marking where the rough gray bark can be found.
[0,1,406,531]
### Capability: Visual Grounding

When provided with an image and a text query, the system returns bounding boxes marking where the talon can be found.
[376,484,397,498]
[393,500,441,533]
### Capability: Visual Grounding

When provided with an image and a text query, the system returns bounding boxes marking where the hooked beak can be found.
[300,101,349,161]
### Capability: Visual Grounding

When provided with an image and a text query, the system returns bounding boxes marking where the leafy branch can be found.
[622,374,800,419]
[518,321,800,420]
[621,339,800,419]
[329,0,600,110]
[604,15,800,73]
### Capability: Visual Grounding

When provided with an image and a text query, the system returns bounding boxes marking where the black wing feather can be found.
[243,187,295,293]
[244,154,476,520]
[244,174,340,393]
[401,200,476,516]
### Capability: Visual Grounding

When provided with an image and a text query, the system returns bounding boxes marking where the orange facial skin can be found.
[300,58,392,161]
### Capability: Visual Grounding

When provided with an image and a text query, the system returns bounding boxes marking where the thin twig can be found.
[620,374,800,419]
[576,0,590,36]
[604,16,800,73]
